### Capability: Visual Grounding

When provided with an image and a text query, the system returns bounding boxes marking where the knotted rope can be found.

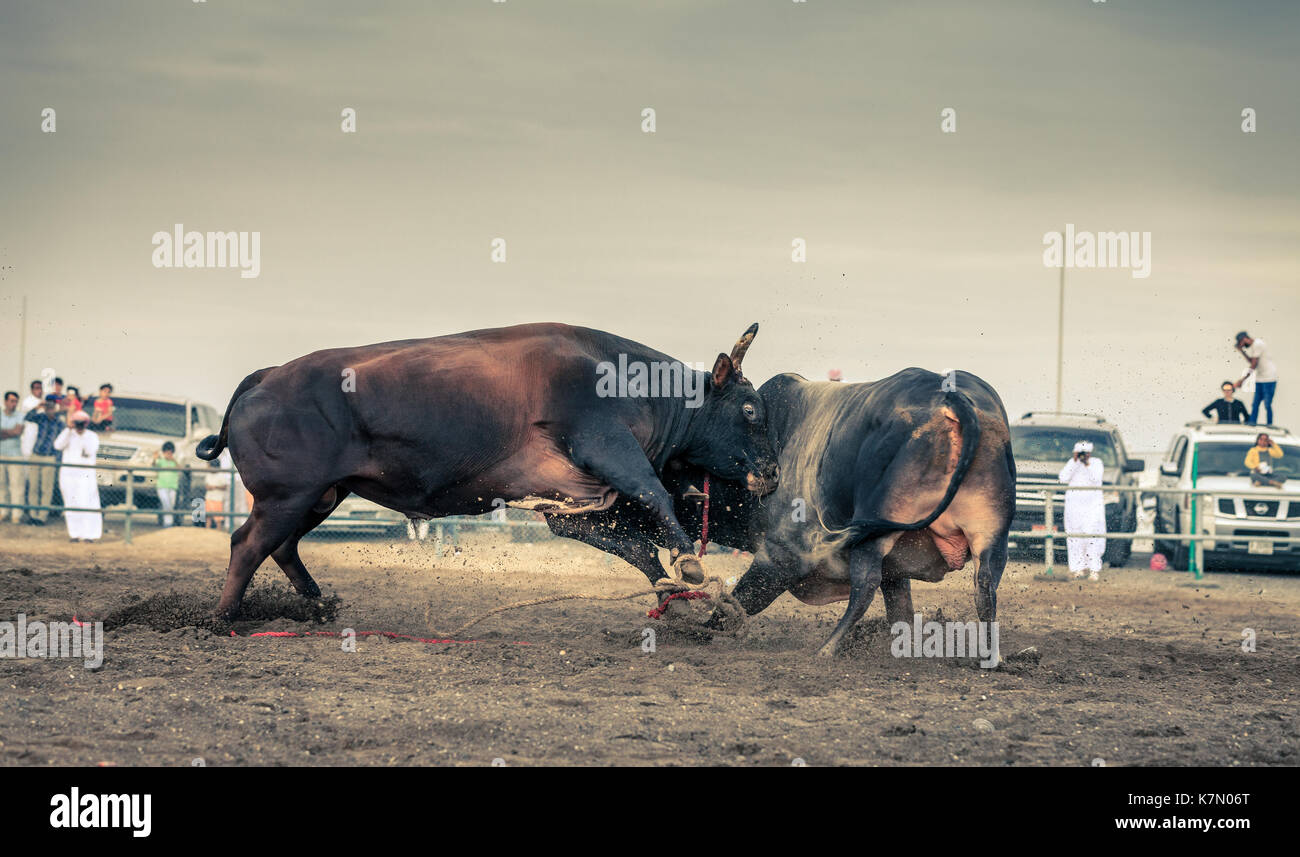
[427,574,746,639]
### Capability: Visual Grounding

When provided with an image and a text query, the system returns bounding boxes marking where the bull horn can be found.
[730,322,759,373]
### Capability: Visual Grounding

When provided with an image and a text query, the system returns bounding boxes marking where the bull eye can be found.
[742,402,757,421]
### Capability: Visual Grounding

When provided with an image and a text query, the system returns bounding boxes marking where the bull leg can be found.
[215,493,321,620]
[973,534,1009,624]
[880,576,914,626]
[817,535,896,657]
[546,511,669,585]
[568,427,703,582]
[269,487,351,598]
[727,540,805,616]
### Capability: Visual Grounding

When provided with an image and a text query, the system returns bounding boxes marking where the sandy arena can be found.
[1,523,1297,766]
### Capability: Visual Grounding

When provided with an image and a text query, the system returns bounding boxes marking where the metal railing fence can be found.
[0,457,548,553]
[3,458,1297,579]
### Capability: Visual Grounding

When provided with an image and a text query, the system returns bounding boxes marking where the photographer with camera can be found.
[1058,440,1107,580]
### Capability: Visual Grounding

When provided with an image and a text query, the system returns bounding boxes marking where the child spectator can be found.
[90,384,115,431]
[63,385,83,416]
[154,441,180,527]
[203,459,227,529]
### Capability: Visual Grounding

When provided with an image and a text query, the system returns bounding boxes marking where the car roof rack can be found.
[1184,420,1292,436]
[1019,411,1107,424]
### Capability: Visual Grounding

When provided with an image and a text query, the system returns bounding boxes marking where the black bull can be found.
[548,369,1017,656]
[198,322,779,619]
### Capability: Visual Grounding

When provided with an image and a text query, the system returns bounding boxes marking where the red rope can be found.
[698,473,711,557]
[646,590,710,619]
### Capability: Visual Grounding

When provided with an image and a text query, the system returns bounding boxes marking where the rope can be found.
[698,474,711,557]
[428,574,747,638]
[228,629,524,645]
[435,588,656,638]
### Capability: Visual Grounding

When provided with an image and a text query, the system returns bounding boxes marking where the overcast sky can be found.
[1,0,1296,452]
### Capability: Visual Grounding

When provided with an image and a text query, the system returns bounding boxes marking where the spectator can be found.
[1058,440,1106,581]
[154,442,180,527]
[1201,381,1248,424]
[23,395,65,525]
[18,380,44,522]
[48,377,70,419]
[203,459,227,529]
[90,383,115,431]
[1235,331,1279,426]
[64,385,83,416]
[1245,433,1284,488]
[20,379,43,414]
[1,391,23,523]
[53,411,101,542]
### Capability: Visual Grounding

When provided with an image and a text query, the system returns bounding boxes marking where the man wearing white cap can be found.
[52,411,102,542]
[1058,440,1106,580]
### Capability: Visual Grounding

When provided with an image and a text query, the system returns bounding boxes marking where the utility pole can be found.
[18,295,26,391]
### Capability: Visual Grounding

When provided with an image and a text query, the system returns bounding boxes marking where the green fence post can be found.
[1189,447,1201,580]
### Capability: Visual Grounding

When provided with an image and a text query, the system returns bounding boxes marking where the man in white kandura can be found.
[53,411,102,543]
[1059,440,1105,580]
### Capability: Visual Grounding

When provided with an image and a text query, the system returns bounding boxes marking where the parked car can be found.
[88,393,223,508]
[1008,411,1145,566]
[1150,421,1300,571]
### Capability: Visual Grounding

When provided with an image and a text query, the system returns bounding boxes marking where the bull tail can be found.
[838,387,981,547]
[195,367,277,460]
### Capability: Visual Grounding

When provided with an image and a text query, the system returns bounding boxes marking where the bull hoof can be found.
[704,607,741,633]
[298,580,322,598]
[673,555,705,584]
[815,640,840,658]
[214,606,239,622]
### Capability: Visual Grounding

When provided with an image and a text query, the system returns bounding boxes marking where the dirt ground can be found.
[2,520,1297,766]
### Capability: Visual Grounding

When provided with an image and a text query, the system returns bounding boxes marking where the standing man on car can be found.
[1235,331,1279,426]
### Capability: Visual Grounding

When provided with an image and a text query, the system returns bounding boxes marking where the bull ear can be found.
[711,353,735,388]
[729,323,759,374]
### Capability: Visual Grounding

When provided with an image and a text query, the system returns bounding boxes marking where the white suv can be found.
[89,393,223,506]
[1152,422,1300,571]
